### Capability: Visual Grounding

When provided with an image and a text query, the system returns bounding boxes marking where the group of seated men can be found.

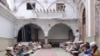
[5,41,42,56]
[49,41,60,47]
[5,40,100,56]
[60,40,100,56]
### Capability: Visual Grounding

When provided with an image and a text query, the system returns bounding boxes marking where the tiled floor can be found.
[53,48,73,56]
[0,48,73,56]
[30,48,72,56]
[0,51,6,56]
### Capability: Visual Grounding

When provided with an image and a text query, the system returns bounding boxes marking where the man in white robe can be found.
[74,30,80,42]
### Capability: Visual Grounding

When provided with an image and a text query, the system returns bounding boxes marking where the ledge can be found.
[0,3,17,23]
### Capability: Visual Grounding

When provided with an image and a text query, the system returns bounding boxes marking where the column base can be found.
[95,36,100,44]
[85,36,95,43]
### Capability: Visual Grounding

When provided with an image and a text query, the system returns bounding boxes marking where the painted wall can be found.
[12,0,77,19]
[38,30,45,39]
[0,16,14,38]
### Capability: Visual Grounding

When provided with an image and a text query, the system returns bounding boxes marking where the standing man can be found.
[74,30,80,42]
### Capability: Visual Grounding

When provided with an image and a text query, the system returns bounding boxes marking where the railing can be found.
[32,9,65,18]
[32,9,65,13]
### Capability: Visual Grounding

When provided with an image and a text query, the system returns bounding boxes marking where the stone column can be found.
[99,7,100,44]
[95,6,100,44]
[44,36,48,45]
[85,0,96,42]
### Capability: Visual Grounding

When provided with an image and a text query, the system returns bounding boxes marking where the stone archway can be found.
[48,23,74,47]
[79,2,86,42]
[17,23,44,42]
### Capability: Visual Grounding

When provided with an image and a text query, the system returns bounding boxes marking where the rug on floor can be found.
[35,49,57,56]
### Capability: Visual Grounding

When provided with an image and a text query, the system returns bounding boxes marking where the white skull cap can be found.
[90,42,96,47]
[6,47,13,50]
[18,44,22,46]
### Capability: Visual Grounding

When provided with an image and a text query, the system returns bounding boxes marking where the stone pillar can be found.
[85,0,95,42]
[98,7,100,45]
[95,6,100,44]
[44,36,48,45]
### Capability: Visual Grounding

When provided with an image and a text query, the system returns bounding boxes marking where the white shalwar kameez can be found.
[74,32,80,42]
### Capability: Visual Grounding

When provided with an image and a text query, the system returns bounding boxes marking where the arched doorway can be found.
[48,23,74,47]
[17,23,44,42]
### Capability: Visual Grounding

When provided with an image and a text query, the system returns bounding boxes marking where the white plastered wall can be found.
[12,0,77,19]
[0,16,14,38]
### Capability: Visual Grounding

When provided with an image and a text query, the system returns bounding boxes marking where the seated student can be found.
[33,42,37,51]
[17,44,23,56]
[13,44,22,56]
[84,43,92,56]
[80,43,92,56]
[17,43,29,56]
[28,42,34,50]
[79,44,85,56]
[22,43,34,56]
[90,42,100,56]
[5,47,13,56]
[60,41,66,49]
[70,41,83,56]
[33,41,42,49]
[60,42,64,48]
[22,44,29,53]
[66,42,74,52]
[37,41,42,49]
[33,42,41,50]
[35,42,42,49]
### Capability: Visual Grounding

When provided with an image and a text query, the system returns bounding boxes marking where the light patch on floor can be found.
[0,48,73,56]
[30,48,72,56]
[53,48,72,56]
[0,51,6,56]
